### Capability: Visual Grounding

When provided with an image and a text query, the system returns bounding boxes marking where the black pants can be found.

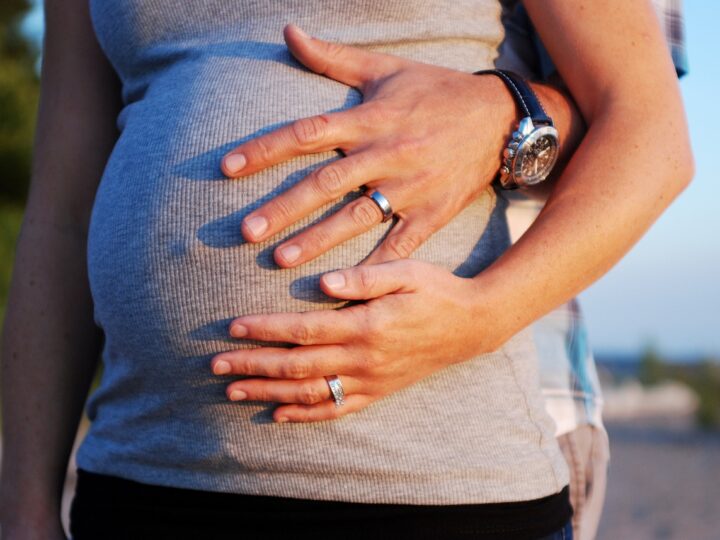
[69,469,572,540]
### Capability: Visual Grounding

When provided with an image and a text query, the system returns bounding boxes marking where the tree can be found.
[694,359,720,429]
[0,1,37,326]
[0,0,39,205]
[638,344,666,386]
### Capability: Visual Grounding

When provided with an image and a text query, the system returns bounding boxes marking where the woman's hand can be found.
[221,24,523,266]
[210,260,499,422]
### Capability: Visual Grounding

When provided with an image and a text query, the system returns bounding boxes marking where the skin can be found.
[0,0,693,536]
[0,1,122,538]
[224,24,583,266]
[211,1,693,423]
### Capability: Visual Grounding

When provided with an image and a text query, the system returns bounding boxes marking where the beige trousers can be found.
[557,425,610,540]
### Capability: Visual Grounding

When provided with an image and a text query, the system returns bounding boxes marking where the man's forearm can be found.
[464,0,694,350]
[470,99,692,349]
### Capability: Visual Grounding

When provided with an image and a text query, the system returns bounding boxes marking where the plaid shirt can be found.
[654,0,688,77]
[497,0,687,436]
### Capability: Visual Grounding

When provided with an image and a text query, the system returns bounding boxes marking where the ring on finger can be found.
[363,190,394,223]
[325,375,346,407]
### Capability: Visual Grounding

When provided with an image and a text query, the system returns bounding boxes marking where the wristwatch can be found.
[473,69,560,190]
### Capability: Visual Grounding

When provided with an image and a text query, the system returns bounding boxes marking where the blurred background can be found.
[1,1,718,539]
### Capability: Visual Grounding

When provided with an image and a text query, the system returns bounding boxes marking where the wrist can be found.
[528,81,585,170]
[0,480,63,530]
[466,71,518,176]
[462,274,518,355]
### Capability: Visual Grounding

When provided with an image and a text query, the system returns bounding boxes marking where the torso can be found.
[79,0,568,504]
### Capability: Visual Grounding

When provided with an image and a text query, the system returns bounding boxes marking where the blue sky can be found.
[21,2,719,358]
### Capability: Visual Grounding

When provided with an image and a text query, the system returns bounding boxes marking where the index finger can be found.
[221,108,366,178]
[229,307,365,346]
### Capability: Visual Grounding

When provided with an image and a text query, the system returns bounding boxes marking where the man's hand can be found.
[221,24,523,266]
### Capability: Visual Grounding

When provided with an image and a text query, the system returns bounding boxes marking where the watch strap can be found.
[473,69,553,126]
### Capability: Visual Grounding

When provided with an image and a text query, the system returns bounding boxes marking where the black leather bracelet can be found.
[473,69,554,126]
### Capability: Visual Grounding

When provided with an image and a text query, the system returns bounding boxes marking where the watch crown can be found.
[500,166,510,176]
[503,147,516,159]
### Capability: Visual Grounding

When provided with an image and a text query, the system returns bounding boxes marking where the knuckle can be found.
[298,384,323,405]
[362,314,384,343]
[362,349,384,373]
[266,197,295,224]
[386,232,421,259]
[253,326,273,343]
[252,137,274,164]
[355,308,388,349]
[292,116,328,148]
[350,198,381,228]
[255,387,274,402]
[282,358,310,379]
[391,138,423,160]
[236,384,260,401]
[289,323,312,344]
[232,358,250,374]
[352,350,374,374]
[357,266,378,292]
[364,102,392,125]
[303,226,333,252]
[311,165,346,200]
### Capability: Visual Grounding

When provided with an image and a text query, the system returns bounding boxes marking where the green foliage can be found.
[0,0,39,205]
[637,347,720,430]
[1,1,35,61]
[0,204,23,328]
[0,61,38,204]
[639,345,667,386]
[693,360,720,429]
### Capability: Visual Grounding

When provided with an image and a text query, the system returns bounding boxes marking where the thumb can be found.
[320,261,417,300]
[283,23,401,89]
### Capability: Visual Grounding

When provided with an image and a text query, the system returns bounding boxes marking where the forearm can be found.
[0,225,102,525]
[0,0,121,531]
[471,99,692,349]
[461,0,694,350]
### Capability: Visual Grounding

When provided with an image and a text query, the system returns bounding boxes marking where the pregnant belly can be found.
[87,55,507,374]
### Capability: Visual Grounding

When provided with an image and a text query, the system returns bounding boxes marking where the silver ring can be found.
[364,190,393,223]
[325,375,345,407]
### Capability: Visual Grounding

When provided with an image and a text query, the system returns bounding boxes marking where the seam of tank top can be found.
[501,346,561,492]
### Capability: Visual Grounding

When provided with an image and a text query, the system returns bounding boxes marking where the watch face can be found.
[514,126,560,186]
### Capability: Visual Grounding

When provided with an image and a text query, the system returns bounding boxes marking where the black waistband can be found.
[70,468,571,540]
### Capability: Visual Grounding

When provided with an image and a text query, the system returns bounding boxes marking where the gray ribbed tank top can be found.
[79,0,568,504]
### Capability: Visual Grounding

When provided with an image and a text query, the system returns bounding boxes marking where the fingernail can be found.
[224,153,246,175]
[276,416,289,423]
[213,360,231,375]
[230,324,248,338]
[244,216,268,238]
[278,244,302,264]
[323,272,346,290]
[229,390,247,401]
